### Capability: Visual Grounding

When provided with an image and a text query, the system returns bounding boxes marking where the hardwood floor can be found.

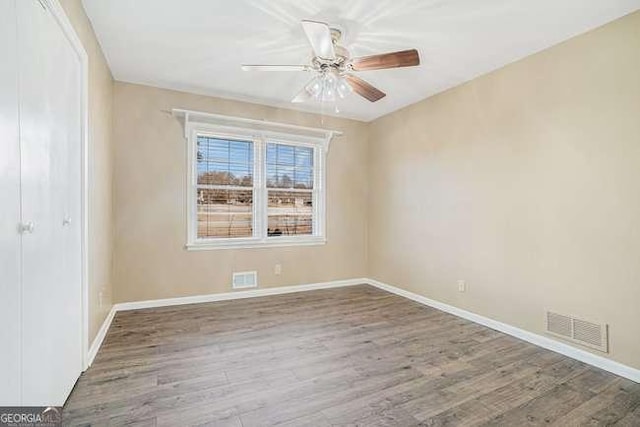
[63,285,640,426]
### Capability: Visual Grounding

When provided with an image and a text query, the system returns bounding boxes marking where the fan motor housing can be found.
[311,27,350,70]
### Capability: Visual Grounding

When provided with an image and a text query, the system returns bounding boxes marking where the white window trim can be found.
[177,110,338,250]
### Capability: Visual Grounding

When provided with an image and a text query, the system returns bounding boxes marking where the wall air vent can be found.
[232,271,257,289]
[545,311,608,352]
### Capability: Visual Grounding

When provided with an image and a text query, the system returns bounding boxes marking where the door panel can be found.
[18,0,83,406]
[0,0,21,406]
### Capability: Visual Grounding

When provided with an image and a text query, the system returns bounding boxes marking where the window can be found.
[266,143,314,237]
[196,137,254,239]
[184,115,331,250]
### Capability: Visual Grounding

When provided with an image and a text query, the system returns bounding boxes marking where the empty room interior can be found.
[2,0,640,425]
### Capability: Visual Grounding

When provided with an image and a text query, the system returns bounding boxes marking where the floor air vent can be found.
[545,311,608,352]
[232,271,257,289]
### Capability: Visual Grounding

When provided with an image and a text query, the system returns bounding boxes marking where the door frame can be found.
[44,0,90,370]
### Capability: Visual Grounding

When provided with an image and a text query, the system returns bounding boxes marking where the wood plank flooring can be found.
[63,285,640,426]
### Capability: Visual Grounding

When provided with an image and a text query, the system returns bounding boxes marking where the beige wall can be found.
[112,82,369,302]
[60,0,114,343]
[368,11,640,369]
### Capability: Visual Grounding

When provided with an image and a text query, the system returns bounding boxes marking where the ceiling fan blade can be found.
[241,65,310,72]
[291,79,314,103]
[301,20,335,60]
[344,74,386,102]
[350,49,420,71]
[291,90,311,103]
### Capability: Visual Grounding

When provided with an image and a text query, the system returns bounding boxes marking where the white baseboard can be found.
[366,278,640,383]
[86,305,117,367]
[114,278,366,311]
[84,276,639,383]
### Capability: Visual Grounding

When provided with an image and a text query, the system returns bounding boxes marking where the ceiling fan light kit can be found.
[241,19,420,109]
[299,70,353,104]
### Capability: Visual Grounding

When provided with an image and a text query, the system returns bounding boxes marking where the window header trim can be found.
[173,108,341,151]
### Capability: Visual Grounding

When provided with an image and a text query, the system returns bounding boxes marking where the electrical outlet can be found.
[274,263,282,275]
[457,280,466,293]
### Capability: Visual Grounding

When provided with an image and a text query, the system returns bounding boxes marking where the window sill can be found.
[185,236,326,251]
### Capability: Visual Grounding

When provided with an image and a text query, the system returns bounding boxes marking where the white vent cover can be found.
[545,311,608,352]
[232,271,257,289]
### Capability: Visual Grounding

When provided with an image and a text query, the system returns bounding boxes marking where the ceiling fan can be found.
[241,20,420,105]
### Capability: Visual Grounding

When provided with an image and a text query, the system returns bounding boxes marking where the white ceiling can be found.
[83,0,640,122]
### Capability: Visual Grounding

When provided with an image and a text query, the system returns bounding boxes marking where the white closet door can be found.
[18,0,83,406]
[0,0,21,406]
